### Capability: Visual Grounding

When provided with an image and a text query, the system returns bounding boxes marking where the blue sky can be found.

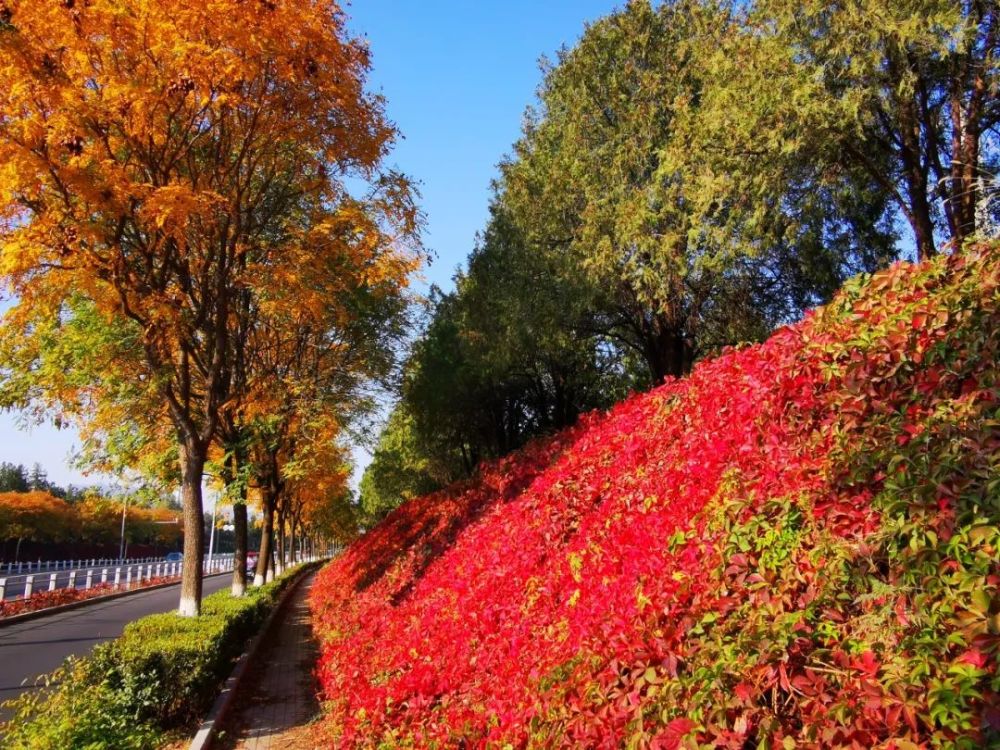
[345,0,620,291]
[0,0,622,488]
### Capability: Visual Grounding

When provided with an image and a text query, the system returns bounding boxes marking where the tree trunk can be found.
[276,508,286,575]
[643,317,692,384]
[221,451,248,597]
[896,93,938,260]
[253,499,274,587]
[231,499,248,597]
[904,165,938,261]
[178,440,206,617]
[949,89,981,248]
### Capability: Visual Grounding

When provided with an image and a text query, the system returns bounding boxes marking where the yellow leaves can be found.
[567,551,584,583]
[0,233,40,279]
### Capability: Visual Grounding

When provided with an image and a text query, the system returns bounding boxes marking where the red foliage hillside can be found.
[311,249,1000,748]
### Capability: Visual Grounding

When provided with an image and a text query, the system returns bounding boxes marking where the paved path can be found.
[0,572,233,723]
[220,572,321,750]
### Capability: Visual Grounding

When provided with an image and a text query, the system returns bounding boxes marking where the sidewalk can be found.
[218,572,323,750]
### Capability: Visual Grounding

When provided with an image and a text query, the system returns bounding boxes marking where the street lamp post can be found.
[119,496,128,561]
[206,494,217,572]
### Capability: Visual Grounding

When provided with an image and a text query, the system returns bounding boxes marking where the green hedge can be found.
[0,564,315,750]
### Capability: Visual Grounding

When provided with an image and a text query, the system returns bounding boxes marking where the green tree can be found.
[358,403,443,525]
[0,462,28,493]
[713,0,1000,260]
[501,0,897,382]
[378,203,636,493]
[27,463,48,492]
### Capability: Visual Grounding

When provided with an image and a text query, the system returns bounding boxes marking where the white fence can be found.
[2,556,193,576]
[0,554,237,602]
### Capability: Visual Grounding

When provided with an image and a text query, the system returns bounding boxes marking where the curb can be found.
[0,570,236,629]
[188,561,324,750]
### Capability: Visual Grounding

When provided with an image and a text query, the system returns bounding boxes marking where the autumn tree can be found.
[297,474,359,551]
[0,292,182,494]
[0,491,76,561]
[242,260,411,585]
[74,495,124,546]
[215,165,417,591]
[278,417,354,568]
[76,494,182,549]
[0,0,418,615]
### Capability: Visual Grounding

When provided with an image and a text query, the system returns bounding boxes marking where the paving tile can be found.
[222,573,322,750]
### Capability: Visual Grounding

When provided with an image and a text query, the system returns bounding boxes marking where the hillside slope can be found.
[311,250,1000,749]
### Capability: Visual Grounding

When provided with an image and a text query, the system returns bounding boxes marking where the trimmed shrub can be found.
[1,564,312,749]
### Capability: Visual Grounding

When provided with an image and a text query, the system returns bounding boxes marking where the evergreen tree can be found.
[0,462,28,493]
[28,463,48,492]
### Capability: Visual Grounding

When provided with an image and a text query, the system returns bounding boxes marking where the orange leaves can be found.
[136,184,225,246]
[0,491,76,542]
[0,0,417,306]
[0,0,421,448]
[0,0,421,618]
[0,492,182,548]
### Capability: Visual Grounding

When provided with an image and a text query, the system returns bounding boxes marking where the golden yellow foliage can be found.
[0,0,422,613]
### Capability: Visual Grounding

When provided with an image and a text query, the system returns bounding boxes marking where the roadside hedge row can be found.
[1,564,315,750]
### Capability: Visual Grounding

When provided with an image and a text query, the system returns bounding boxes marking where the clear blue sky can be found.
[0,0,622,488]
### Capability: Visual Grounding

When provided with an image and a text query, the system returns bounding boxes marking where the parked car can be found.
[165,552,183,562]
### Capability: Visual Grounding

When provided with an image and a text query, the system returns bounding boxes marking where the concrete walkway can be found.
[220,572,322,750]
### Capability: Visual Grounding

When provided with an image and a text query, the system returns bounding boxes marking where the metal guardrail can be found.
[0,554,238,602]
[1,554,240,576]
[0,551,336,602]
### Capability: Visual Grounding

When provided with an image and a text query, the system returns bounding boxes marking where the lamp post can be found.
[119,495,128,561]
[206,492,217,571]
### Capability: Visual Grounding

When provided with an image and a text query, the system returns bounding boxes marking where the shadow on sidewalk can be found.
[216,575,323,750]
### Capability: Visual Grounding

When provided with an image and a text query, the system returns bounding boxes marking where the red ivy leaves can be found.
[310,248,1000,748]
[0,577,179,619]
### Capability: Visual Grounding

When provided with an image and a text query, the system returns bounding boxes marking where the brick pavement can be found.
[220,572,323,750]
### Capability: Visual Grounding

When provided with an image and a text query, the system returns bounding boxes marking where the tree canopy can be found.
[0,0,421,614]
[499,0,898,383]
[363,0,1000,515]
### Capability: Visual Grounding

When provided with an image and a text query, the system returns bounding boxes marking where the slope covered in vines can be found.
[311,249,1000,748]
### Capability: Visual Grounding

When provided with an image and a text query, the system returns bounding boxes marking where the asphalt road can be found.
[0,572,233,724]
